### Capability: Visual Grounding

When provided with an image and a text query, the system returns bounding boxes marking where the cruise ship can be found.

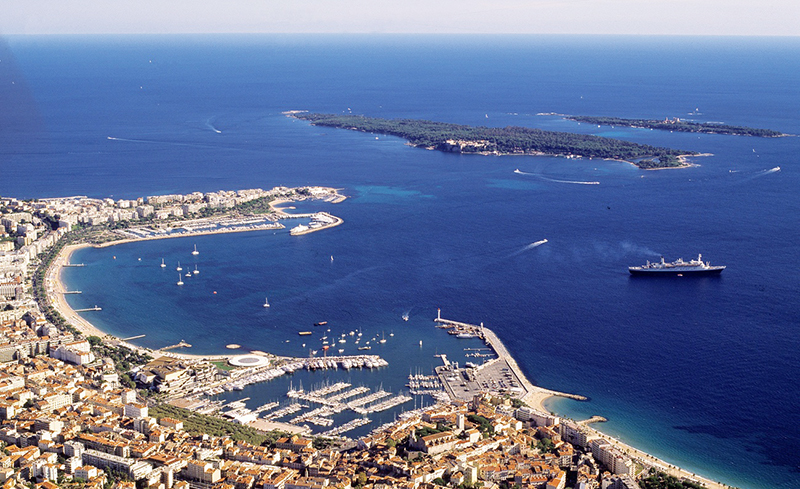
[629,254,725,275]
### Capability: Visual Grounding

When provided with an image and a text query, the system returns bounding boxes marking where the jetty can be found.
[161,340,192,351]
[434,310,587,405]
[121,334,146,341]
[74,306,102,312]
[318,417,371,437]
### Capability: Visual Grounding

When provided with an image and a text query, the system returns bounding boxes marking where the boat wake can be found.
[508,239,548,257]
[514,168,599,185]
[107,135,246,152]
[205,118,223,134]
[730,166,781,184]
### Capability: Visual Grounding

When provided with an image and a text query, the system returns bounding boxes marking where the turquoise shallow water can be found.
[4,35,800,488]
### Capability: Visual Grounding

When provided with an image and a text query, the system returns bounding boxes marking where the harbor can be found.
[433,310,587,406]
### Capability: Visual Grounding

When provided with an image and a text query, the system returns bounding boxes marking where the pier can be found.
[318,417,371,437]
[122,334,146,341]
[62,290,82,294]
[74,306,102,312]
[64,263,86,267]
[434,311,587,405]
[161,340,192,351]
[579,415,608,425]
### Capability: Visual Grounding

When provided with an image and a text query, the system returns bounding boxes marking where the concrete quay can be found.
[433,314,586,407]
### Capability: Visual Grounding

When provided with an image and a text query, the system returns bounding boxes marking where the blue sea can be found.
[2,35,799,488]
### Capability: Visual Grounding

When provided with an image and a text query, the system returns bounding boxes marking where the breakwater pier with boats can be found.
[433,310,587,405]
[209,354,390,393]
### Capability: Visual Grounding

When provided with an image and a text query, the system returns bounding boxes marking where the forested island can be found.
[567,115,785,137]
[289,112,697,169]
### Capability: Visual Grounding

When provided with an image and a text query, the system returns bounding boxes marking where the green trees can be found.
[291,113,695,168]
[639,470,706,489]
[568,116,784,137]
[149,403,274,445]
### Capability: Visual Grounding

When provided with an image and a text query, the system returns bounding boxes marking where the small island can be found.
[288,112,698,169]
[567,115,786,137]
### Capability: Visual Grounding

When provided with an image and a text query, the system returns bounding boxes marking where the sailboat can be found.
[192,244,199,255]
[177,274,184,286]
[193,265,199,275]
[379,332,387,344]
[176,261,182,271]
[160,258,166,268]
[263,296,270,308]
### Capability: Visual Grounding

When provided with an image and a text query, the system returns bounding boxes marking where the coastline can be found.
[48,241,251,362]
[44,211,727,489]
[46,189,347,360]
[94,222,285,249]
[459,322,729,489]
[47,243,107,338]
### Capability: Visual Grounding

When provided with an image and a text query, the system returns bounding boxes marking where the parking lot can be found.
[436,357,527,402]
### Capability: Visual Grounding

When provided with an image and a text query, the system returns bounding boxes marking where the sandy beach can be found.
[46,192,347,360]
[48,241,238,362]
[47,243,107,338]
[45,225,726,488]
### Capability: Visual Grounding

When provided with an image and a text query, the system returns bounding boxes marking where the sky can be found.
[0,0,798,37]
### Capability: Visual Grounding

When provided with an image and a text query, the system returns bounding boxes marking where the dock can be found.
[161,340,192,351]
[74,306,102,312]
[434,311,587,405]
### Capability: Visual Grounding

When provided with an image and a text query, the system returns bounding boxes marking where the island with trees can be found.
[288,112,698,169]
[566,115,786,137]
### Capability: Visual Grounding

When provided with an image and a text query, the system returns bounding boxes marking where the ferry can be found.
[629,254,725,275]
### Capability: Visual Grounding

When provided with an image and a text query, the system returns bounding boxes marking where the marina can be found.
[285,381,412,423]
[117,216,285,242]
[433,311,587,405]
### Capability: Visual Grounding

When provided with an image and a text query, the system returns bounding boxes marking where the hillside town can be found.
[0,187,718,489]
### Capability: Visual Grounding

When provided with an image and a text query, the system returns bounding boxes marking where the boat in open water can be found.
[629,254,725,275]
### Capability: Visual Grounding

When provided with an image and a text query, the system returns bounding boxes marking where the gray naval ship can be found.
[629,254,725,275]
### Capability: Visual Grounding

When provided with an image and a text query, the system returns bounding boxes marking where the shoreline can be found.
[439,319,729,489]
[44,218,728,489]
[47,191,347,360]
[49,243,225,361]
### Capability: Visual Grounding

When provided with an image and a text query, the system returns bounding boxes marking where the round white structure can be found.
[228,355,270,368]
